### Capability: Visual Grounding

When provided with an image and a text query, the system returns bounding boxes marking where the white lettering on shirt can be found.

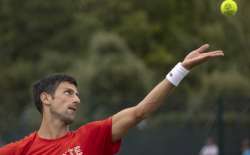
[62,146,83,155]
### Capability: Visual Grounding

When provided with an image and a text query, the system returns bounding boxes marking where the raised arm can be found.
[111,44,224,142]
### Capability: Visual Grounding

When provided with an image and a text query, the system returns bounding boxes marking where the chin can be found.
[62,115,75,125]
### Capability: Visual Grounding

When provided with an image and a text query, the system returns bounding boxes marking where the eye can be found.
[76,92,80,97]
[64,90,73,95]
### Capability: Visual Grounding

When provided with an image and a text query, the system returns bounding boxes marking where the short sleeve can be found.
[77,117,122,155]
[102,118,122,154]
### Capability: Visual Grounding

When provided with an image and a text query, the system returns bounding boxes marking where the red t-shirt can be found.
[0,118,121,155]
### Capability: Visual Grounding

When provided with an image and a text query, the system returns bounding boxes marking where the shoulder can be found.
[75,118,121,154]
[75,117,112,135]
[79,118,112,130]
[0,132,36,154]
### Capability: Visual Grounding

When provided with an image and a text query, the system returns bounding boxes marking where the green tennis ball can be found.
[220,0,238,16]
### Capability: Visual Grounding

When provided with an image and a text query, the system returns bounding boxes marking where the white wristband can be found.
[166,62,190,86]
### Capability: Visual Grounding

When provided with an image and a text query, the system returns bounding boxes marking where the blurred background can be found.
[0,0,250,154]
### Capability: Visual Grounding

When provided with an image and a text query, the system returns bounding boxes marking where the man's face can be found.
[47,82,80,124]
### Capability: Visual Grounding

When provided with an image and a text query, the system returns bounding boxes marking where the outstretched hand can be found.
[182,44,224,70]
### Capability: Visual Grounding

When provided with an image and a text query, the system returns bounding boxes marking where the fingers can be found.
[204,50,224,58]
[195,44,210,53]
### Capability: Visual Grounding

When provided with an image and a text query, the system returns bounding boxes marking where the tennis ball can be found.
[220,0,238,16]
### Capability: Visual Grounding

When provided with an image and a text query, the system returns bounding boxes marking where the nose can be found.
[73,94,80,105]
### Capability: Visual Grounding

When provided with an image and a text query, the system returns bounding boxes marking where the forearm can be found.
[135,79,174,119]
[112,79,175,141]
[134,62,191,119]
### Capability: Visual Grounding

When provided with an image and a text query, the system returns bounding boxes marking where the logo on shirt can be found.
[62,146,83,155]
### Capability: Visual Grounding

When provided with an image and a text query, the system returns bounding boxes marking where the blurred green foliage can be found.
[0,0,250,136]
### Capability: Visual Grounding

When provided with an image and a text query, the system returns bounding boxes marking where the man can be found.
[242,138,250,155]
[199,137,219,155]
[0,44,224,155]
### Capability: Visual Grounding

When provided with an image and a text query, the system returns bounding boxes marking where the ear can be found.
[40,92,52,106]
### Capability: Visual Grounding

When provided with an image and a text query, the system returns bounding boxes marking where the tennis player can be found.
[0,44,224,155]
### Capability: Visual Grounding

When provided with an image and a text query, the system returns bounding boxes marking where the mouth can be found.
[68,106,77,112]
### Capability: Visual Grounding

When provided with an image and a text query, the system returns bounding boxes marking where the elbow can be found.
[134,104,151,122]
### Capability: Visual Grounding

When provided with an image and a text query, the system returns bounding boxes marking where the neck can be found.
[38,113,69,139]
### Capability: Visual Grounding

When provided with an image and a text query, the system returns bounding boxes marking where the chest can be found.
[24,136,106,155]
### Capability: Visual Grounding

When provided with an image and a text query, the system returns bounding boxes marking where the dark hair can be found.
[32,74,78,113]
